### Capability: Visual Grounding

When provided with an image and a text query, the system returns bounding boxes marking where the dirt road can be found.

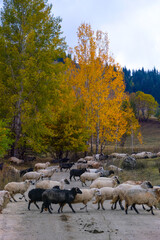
[0,166,160,240]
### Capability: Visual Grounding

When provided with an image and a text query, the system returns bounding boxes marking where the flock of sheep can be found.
[0,154,160,216]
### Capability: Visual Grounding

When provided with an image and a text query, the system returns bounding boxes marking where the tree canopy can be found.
[68,23,140,153]
[0,0,66,157]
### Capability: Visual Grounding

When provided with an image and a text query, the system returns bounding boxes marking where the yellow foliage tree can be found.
[68,23,140,153]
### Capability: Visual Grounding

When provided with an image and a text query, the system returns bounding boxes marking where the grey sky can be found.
[0,0,160,70]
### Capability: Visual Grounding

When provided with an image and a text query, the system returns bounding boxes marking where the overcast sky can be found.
[0,0,160,71]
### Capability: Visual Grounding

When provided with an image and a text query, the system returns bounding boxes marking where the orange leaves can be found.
[66,23,141,151]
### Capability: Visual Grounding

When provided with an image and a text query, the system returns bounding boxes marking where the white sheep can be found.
[77,163,88,170]
[0,190,11,213]
[34,162,50,171]
[109,153,128,159]
[77,158,87,163]
[38,168,58,179]
[90,176,120,189]
[80,172,101,186]
[84,156,94,161]
[124,187,160,215]
[22,171,43,182]
[4,180,30,202]
[108,165,123,173]
[9,157,24,165]
[92,187,115,210]
[72,188,98,211]
[87,167,104,173]
[111,181,153,211]
[35,178,69,190]
[87,161,102,169]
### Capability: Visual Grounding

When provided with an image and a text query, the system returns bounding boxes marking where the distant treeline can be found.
[123,67,160,104]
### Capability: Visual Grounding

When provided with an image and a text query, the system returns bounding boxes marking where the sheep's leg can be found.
[146,206,154,215]
[142,204,146,210]
[119,200,124,210]
[47,203,52,214]
[68,203,76,213]
[132,204,139,214]
[110,199,117,210]
[28,200,32,210]
[73,176,76,181]
[58,203,64,213]
[150,206,154,215]
[97,202,100,210]
[34,201,40,209]
[111,203,115,210]
[19,194,27,202]
[40,203,44,213]
[20,194,27,202]
[11,194,17,202]
[125,203,128,214]
[143,204,155,211]
[60,203,66,213]
[80,204,87,211]
[48,204,53,213]
[101,201,105,210]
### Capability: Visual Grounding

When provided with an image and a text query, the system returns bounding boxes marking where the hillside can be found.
[119,118,160,153]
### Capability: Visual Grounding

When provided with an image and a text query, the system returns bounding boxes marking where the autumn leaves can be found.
[67,23,140,153]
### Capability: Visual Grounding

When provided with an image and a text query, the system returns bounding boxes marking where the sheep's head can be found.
[24,180,31,186]
[113,176,120,184]
[95,189,101,196]
[146,181,153,188]
[51,168,58,173]
[4,191,11,199]
[73,187,82,194]
[141,181,153,189]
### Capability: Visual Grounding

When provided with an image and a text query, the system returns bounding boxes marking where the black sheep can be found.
[59,162,75,172]
[41,187,82,214]
[70,168,87,181]
[28,186,60,210]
